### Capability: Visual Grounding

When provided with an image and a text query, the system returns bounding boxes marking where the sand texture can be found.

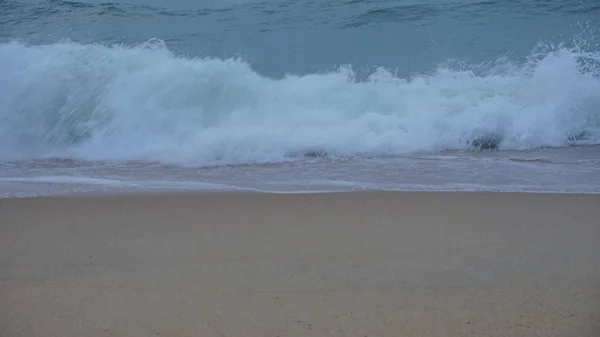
[1,191,599,337]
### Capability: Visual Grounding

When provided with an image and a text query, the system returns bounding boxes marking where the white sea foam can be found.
[1,36,599,166]
[0,175,137,186]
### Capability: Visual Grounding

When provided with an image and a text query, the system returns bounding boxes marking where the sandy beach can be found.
[1,191,599,337]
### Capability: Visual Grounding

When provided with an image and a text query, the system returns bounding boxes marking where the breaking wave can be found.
[1,35,599,166]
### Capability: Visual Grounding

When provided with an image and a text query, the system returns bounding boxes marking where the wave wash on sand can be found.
[1,31,599,166]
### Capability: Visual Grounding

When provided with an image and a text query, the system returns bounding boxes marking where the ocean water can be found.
[1,0,600,197]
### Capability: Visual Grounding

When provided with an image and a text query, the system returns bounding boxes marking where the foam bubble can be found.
[0,33,599,166]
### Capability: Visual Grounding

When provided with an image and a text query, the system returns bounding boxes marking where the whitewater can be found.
[1,0,600,196]
[1,38,599,165]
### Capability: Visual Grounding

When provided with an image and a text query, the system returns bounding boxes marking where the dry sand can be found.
[1,191,599,337]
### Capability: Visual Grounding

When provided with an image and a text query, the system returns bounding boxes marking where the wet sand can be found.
[1,191,599,336]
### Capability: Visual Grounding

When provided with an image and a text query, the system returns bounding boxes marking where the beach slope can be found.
[1,191,599,337]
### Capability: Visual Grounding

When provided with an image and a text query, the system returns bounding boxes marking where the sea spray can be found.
[0,35,599,166]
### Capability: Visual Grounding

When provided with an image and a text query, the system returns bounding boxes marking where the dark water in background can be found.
[2,0,599,77]
[1,0,600,196]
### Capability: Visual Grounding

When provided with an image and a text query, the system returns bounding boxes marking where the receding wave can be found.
[0,34,599,166]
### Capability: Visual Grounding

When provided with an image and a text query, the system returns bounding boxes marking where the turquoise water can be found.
[2,0,599,77]
[1,0,599,196]
[0,0,600,76]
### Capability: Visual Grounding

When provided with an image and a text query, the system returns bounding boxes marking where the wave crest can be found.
[0,35,599,165]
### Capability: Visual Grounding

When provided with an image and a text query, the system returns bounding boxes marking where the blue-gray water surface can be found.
[1,0,600,196]
[2,0,599,76]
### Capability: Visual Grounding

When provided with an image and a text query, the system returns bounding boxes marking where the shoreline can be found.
[2,190,599,336]
[3,185,600,200]
[2,144,600,199]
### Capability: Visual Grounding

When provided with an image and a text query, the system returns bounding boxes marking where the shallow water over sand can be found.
[1,146,599,198]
